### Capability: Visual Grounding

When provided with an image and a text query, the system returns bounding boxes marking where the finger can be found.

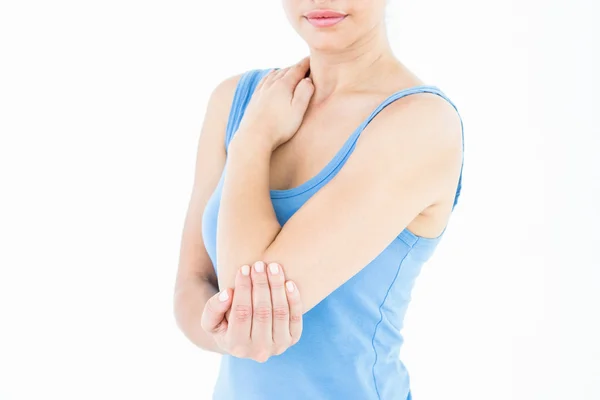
[250,261,273,349]
[227,265,253,342]
[292,77,315,112]
[262,68,284,89]
[285,280,303,345]
[283,57,311,85]
[200,288,233,337]
[267,263,289,353]
[263,67,288,91]
[273,67,289,80]
[256,69,277,91]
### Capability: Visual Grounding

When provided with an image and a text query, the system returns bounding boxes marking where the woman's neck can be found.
[306,31,398,104]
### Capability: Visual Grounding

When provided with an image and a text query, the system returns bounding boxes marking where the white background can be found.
[0,0,598,399]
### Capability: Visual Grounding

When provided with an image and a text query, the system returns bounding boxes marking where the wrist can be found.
[231,127,277,154]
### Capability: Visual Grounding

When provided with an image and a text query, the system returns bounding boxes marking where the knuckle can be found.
[214,322,227,335]
[233,305,252,322]
[252,278,270,289]
[268,275,285,289]
[269,282,285,291]
[254,304,272,322]
[272,306,289,321]
[290,313,303,324]
[236,280,252,290]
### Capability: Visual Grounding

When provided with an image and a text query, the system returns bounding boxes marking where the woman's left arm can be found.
[217,93,462,314]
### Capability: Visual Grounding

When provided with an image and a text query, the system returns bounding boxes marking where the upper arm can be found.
[175,73,243,291]
[262,94,463,312]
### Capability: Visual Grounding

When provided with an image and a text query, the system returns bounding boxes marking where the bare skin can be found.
[200,262,303,363]
[173,73,239,354]
[174,0,462,362]
[216,58,462,313]
[172,73,304,361]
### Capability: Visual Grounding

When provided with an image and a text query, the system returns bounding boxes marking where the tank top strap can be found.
[224,74,464,208]
[342,85,464,209]
[224,68,273,150]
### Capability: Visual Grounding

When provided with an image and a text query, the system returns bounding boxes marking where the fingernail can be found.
[268,263,279,274]
[286,281,295,293]
[218,290,229,302]
[241,265,250,276]
[254,261,265,273]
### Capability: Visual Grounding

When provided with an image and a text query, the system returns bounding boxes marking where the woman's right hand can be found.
[236,57,314,150]
[201,261,303,363]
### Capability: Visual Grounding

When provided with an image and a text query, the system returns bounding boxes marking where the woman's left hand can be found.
[201,261,304,363]
[237,57,314,150]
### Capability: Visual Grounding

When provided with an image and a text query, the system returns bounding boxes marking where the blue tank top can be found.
[202,68,464,400]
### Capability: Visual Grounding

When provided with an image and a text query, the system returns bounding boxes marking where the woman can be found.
[174,1,464,399]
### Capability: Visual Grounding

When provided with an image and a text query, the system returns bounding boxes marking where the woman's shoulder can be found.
[204,70,257,129]
[210,68,272,108]
[209,72,245,106]
[208,68,273,147]
[232,68,275,89]
[219,68,273,86]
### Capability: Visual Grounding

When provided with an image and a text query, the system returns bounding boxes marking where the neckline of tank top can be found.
[269,84,445,199]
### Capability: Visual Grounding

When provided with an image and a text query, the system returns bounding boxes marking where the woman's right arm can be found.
[173,73,242,354]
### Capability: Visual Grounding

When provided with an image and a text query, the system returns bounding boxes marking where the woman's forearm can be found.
[173,278,226,355]
[216,131,281,290]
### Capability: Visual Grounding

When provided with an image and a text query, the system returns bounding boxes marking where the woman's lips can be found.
[304,10,347,28]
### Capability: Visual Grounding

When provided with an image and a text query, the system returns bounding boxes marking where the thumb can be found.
[201,288,233,336]
[292,77,314,112]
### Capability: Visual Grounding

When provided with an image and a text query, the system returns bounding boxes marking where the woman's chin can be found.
[304,36,348,53]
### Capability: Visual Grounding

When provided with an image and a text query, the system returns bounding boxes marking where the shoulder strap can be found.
[224,69,273,150]
[346,86,464,209]
[406,88,464,209]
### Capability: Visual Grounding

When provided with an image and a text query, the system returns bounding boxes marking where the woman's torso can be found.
[269,67,455,239]
[202,68,464,400]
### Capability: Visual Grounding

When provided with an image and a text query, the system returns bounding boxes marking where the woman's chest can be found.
[268,94,383,192]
